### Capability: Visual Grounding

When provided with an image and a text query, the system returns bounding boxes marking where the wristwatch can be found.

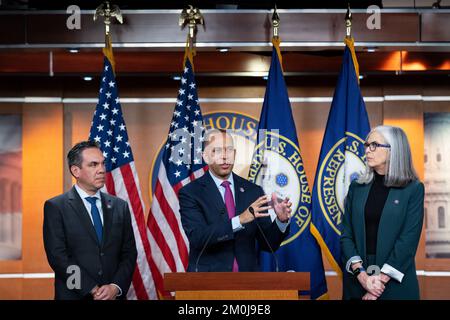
[248,206,255,216]
[352,266,366,277]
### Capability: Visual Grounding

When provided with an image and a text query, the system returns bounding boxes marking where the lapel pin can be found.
[107,203,112,209]
[394,200,399,205]
[240,187,245,192]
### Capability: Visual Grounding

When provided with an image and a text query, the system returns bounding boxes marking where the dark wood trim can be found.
[0,11,425,46]
[421,13,450,42]
[1,51,449,74]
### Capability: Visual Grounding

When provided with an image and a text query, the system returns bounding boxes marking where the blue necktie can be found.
[85,197,103,244]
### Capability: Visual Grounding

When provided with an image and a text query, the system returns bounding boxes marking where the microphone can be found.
[195,206,227,272]
[250,205,280,272]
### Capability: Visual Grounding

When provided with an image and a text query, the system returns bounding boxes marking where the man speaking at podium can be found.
[179,129,292,272]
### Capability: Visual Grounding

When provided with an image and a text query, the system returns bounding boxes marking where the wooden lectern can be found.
[164,272,310,300]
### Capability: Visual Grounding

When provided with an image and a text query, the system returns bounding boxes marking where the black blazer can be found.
[43,186,137,300]
[179,172,289,272]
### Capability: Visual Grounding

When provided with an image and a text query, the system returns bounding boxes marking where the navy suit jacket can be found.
[43,187,137,300]
[179,172,289,272]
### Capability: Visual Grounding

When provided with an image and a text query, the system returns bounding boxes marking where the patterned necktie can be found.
[85,196,103,244]
[221,180,239,272]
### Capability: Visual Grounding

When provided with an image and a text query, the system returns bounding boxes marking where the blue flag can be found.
[248,40,328,299]
[311,38,371,275]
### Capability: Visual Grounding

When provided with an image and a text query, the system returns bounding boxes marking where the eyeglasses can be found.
[364,141,391,152]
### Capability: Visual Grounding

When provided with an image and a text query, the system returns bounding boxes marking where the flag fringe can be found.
[343,37,360,83]
[310,223,343,279]
[272,37,283,71]
[103,34,116,74]
[183,34,195,71]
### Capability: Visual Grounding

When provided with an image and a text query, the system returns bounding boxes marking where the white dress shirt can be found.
[73,184,122,297]
[74,184,104,225]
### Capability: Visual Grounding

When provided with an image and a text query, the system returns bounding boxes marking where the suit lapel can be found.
[68,187,99,245]
[100,193,113,247]
[355,182,372,263]
[201,172,227,217]
[375,187,399,263]
[233,173,246,217]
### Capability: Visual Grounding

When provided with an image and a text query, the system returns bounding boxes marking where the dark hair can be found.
[67,140,100,174]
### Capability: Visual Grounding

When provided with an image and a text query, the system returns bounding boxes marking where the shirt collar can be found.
[208,170,234,190]
[74,183,101,201]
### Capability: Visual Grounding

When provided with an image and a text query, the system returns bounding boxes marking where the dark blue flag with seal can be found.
[248,38,328,299]
[310,37,371,277]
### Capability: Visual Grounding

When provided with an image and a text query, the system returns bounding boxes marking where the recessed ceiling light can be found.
[364,47,378,53]
[83,76,93,81]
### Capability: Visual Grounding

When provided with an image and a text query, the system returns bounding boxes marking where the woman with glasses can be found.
[341,125,424,300]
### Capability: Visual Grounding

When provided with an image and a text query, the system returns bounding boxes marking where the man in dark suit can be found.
[43,141,137,300]
[179,129,292,272]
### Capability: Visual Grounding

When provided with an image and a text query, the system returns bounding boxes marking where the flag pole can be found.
[148,5,207,301]
[253,4,330,299]
[92,3,156,300]
[93,1,123,73]
[179,5,204,69]
[344,4,360,82]
[345,3,352,39]
[271,5,283,70]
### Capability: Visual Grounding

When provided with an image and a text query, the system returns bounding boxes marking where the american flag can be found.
[89,54,154,300]
[147,55,207,298]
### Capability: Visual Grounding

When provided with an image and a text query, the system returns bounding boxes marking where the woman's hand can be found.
[362,292,378,300]
[357,273,385,298]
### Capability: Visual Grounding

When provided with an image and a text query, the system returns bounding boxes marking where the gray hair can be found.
[357,125,418,187]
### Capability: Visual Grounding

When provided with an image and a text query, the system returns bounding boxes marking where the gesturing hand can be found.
[239,195,271,225]
[272,193,292,223]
